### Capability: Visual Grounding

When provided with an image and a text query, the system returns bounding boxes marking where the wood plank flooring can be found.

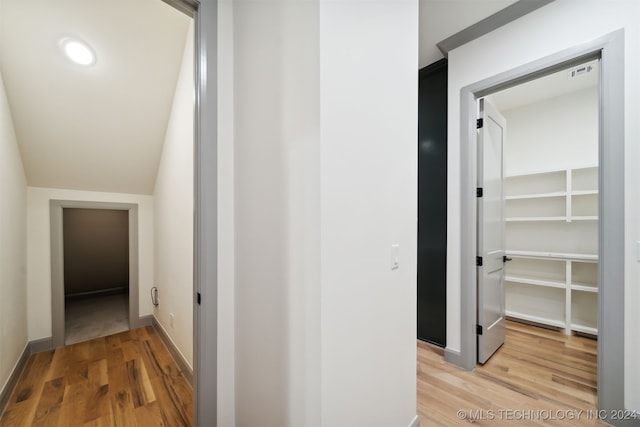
[2,320,600,426]
[0,326,193,427]
[418,320,603,426]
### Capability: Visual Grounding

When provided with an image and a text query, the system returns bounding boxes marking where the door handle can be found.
[503,256,513,262]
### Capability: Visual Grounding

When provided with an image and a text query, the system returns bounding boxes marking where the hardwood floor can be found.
[0,326,193,427]
[1,320,600,426]
[418,320,604,426]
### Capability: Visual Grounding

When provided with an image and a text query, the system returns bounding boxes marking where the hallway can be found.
[0,327,192,426]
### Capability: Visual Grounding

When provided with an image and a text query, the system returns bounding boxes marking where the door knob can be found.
[503,256,513,262]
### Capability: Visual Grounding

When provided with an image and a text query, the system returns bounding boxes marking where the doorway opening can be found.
[475,58,599,402]
[50,201,140,349]
[63,208,130,345]
[458,30,625,412]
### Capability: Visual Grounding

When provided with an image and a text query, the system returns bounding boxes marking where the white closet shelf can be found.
[570,324,597,335]
[506,250,598,262]
[506,216,566,222]
[505,311,566,329]
[505,165,598,336]
[505,191,567,200]
[506,216,598,222]
[505,275,565,289]
[571,190,598,196]
[571,216,598,221]
[571,284,598,293]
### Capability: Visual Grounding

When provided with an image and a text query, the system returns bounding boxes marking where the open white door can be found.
[477,98,507,364]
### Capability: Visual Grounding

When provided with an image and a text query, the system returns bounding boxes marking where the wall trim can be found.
[408,414,421,427]
[160,0,198,17]
[152,315,194,387]
[138,315,154,327]
[65,286,128,300]
[50,200,140,346]
[28,337,54,354]
[192,1,218,425]
[436,0,554,57]
[443,347,462,367]
[0,343,29,417]
[457,30,625,415]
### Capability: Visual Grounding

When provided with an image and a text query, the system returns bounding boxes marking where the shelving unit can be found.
[505,166,598,223]
[504,166,598,335]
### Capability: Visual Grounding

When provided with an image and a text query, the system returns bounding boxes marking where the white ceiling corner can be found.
[0,0,191,195]
[419,0,518,68]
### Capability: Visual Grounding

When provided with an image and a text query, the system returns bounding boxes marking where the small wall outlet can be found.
[170,313,175,329]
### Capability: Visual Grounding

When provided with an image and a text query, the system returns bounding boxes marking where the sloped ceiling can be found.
[0,0,190,195]
[0,0,538,195]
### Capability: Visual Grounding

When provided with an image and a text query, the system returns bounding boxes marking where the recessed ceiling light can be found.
[60,37,96,66]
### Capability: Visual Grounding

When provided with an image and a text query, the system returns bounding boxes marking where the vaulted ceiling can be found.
[0,0,190,195]
[0,0,524,196]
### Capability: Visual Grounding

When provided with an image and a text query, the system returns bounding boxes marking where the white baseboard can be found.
[151,315,193,387]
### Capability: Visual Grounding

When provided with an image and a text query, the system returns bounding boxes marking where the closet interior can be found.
[492,59,599,336]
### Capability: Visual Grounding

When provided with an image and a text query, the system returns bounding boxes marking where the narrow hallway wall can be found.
[153,21,194,367]
[0,71,28,395]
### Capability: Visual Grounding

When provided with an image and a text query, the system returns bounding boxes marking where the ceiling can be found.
[0,0,191,195]
[0,0,541,196]
[419,0,518,68]
[418,1,595,119]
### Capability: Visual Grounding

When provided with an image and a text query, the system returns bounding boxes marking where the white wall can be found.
[502,87,598,174]
[233,1,320,425]
[232,1,418,425]
[26,187,154,340]
[153,21,194,368]
[0,71,28,396]
[319,1,418,426]
[445,0,640,410]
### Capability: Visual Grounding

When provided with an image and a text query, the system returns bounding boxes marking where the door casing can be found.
[163,1,219,425]
[454,30,625,414]
[50,200,139,349]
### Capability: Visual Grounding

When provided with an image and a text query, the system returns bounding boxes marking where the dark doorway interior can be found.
[417,59,448,347]
[63,208,130,344]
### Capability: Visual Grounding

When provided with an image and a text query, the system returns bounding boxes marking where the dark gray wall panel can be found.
[417,59,447,346]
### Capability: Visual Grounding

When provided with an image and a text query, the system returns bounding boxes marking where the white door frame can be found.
[50,201,139,348]
[455,30,625,413]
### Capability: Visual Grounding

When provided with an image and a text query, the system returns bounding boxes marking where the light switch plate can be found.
[391,244,400,270]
